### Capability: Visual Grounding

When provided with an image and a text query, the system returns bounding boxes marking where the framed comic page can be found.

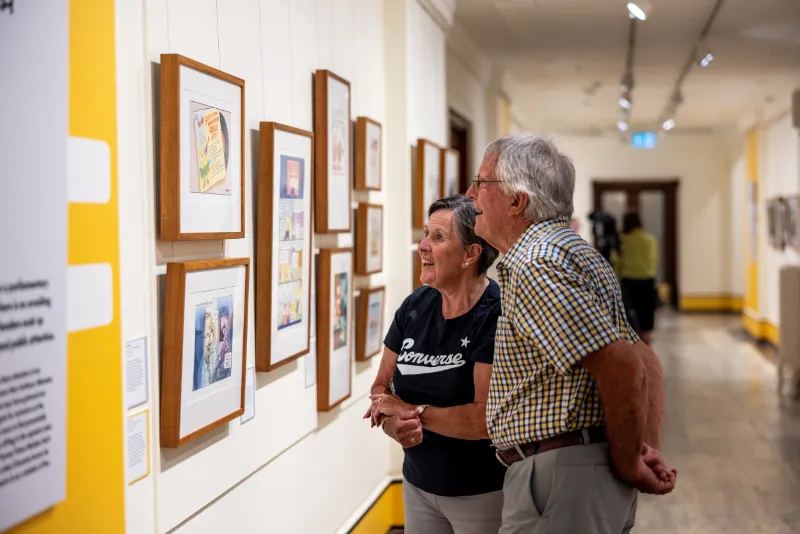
[161,258,249,448]
[356,203,383,275]
[317,248,354,411]
[356,286,385,361]
[414,138,442,228]
[255,122,314,371]
[355,117,382,191]
[160,54,245,240]
[441,147,460,198]
[314,70,352,234]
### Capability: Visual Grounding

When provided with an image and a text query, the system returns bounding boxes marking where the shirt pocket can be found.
[494,315,534,374]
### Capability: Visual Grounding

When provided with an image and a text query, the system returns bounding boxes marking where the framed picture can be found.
[767,197,787,250]
[441,148,460,198]
[317,248,354,411]
[355,117,382,191]
[255,122,314,371]
[356,286,385,361]
[356,203,383,275]
[160,54,245,241]
[414,138,442,228]
[161,258,249,448]
[785,196,799,250]
[314,70,352,234]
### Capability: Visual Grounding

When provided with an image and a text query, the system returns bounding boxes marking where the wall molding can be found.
[743,314,780,347]
[680,294,743,313]
[416,0,457,32]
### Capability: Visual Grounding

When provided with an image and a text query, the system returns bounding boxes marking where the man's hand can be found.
[383,410,423,448]
[617,443,677,494]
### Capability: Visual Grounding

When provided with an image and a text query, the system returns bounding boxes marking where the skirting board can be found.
[742,312,780,347]
[336,476,404,534]
[680,294,744,313]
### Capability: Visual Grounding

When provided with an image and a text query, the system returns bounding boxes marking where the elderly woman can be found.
[365,195,505,534]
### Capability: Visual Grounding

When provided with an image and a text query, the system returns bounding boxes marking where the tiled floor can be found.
[390,313,800,533]
[636,312,800,533]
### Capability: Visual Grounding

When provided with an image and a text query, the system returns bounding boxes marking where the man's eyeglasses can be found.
[471,176,503,191]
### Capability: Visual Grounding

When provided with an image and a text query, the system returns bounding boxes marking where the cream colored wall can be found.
[755,112,800,326]
[553,132,734,297]
[114,0,460,532]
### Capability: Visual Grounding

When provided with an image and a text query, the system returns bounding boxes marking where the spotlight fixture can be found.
[696,39,714,67]
[662,119,675,131]
[620,96,632,110]
[620,72,634,93]
[618,120,629,132]
[627,0,653,21]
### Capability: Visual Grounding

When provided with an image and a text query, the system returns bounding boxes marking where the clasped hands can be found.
[363,393,423,449]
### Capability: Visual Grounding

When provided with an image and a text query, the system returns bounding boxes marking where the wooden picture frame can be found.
[768,197,788,250]
[160,54,246,241]
[161,258,250,448]
[317,248,354,411]
[356,286,386,361]
[256,122,314,371]
[356,203,383,275]
[441,147,460,198]
[414,138,442,228]
[355,117,382,191]
[314,70,352,234]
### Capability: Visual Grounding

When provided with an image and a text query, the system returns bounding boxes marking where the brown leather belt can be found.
[495,426,608,467]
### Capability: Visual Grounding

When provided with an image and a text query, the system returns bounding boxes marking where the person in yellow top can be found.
[616,212,658,345]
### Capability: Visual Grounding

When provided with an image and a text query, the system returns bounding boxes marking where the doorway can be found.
[592,180,680,309]
[449,109,471,194]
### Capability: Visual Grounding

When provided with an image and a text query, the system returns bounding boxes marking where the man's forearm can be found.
[635,341,664,448]
[421,404,488,440]
[583,342,649,478]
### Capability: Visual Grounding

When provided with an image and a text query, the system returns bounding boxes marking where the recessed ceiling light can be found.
[620,97,632,110]
[662,119,675,131]
[617,121,629,132]
[627,1,653,21]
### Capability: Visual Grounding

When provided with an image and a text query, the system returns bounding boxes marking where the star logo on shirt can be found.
[461,337,470,348]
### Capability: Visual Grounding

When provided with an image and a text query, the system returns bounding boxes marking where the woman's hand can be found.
[368,393,414,427]
[382,410,424,448]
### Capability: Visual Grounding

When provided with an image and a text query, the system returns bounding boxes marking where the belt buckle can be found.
[495,449,511,468]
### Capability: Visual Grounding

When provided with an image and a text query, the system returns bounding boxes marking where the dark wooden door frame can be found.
[592,179,680,310]
[449,109,472,194]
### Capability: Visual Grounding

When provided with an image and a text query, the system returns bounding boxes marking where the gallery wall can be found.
[556,131,735,300]
[115,0,461,532]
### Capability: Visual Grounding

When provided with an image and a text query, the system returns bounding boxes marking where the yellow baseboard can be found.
[742,312,780,346]
[680,295,743,313]
[350,481,404,534]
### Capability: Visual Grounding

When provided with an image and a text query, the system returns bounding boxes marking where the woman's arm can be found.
[369,347,398,395]
[419,362,491,440]
[372,362,492,440]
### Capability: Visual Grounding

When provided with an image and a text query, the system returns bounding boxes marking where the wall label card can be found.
[125,337,148,409]
[240,366,255,424]
[0,2,69,530]
[126,411,150,485]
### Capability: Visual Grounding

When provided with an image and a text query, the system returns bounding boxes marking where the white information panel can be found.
[0,1,69,530]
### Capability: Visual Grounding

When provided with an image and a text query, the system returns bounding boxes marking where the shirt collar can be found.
[498,217,571,269]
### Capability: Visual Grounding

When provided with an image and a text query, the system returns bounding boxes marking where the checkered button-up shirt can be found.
[487,218,639,449]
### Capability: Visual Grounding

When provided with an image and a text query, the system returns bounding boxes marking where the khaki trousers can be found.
[499,443,638,534]
[402,478,504,534]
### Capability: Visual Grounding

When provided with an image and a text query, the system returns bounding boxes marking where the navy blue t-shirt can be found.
[384,280,506,497]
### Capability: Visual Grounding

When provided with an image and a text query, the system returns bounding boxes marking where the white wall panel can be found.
[166,0,220,68]
[259,0,295,126]
[288,0,320,131]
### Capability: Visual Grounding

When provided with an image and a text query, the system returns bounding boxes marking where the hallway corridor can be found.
[637,313,800,533]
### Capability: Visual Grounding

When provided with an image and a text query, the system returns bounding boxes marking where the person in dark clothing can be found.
[365,195,506,534]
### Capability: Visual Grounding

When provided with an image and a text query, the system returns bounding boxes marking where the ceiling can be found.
[454,0,800,133]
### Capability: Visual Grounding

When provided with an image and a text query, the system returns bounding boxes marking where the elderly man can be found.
[466,133,676,534]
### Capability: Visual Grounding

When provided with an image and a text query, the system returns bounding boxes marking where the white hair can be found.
[484,133,575,223]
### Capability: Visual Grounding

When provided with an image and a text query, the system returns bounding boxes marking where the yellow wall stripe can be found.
[10,1,124,532]
[680,295,743,312]
[350,481,405,534]
[744,128,759,321]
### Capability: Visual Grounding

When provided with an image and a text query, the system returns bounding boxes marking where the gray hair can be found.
[484,133,575,223]
[428,195,499,276]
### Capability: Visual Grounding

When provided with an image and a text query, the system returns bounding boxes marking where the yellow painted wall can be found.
[743,128,760,338]
[350,482,404,534]
[9,0,124,532]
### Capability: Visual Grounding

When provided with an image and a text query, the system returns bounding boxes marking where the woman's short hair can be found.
[622,212,642,234]
[428,195,499,276]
